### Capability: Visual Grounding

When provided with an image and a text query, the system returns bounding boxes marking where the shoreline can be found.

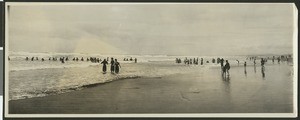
[9,64,294,114]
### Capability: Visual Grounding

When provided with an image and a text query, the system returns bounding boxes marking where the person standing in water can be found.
[135,58,137,63]
[224,60,230,76]
[114,59,121,74]
[220,58,224,67]
[261,58,265,67]
[110,58,115,73]
[101,59,108,72]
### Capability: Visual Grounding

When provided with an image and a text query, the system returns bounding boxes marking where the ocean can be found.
[8,51,293,100]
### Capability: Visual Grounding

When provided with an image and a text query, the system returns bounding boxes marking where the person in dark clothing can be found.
[135,58,137,63]
[220,58,224,67]
[114,59,121,74]
[261,58,265,67]
[42,58,44,61]
[224,60,230,76]
[201,58,203,65]
[26,57,29,61]
[101,59,108,72]
[110,58,115,73]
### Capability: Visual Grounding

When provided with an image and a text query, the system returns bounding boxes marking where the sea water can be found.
[8,51,290,100]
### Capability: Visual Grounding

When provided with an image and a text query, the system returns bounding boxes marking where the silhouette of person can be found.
[110,58,115,73]
[114,59,121,74]
[261,58,265,67]
[224,60,230,76]
[101,59,108,72]
[261,66,265,79]
[220,58,224,67]
[135,58,137,63]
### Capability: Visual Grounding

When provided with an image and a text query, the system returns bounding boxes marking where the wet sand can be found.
[9,63,294,114]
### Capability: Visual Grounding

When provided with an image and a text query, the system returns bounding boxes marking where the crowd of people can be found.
[9,56,138,74]
[175,57,231,76]
[175,54,293,78]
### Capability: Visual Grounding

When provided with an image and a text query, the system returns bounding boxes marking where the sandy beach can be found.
[9,63,294,114]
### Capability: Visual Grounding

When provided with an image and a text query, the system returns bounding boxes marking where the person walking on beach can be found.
[201,58,203,65]
[101,59,108,72]
[224,60,230,76]
[110,58,115,73]
[114,59,121,74]
[135,58,137,63]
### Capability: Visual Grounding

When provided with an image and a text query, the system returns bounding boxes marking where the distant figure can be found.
[66,57,69,61]
[26,57,29,61]
[61,58,65,63]
[220,58,224,67]
[224,60,230,76]
[212,58,215,63]
[49,57,51,60]
[76,57,79,61]
[272,56,275,64]
[101,59,108,72]
[254,59,256,65]
[114,59,121,74]
[31,57,34,61]
[217,58,220,64]
[201,58,203,65]
[277,57,280,64]
[36,57,38,60]
[236,60,239,66]
[8,57,10,61]
[244,61,247,67]
[42,58,44,61]
[73,58,75,61]
[81,57,84,61]
[130,57,133,61]
[124,58,126,61]
[261,58,265,67]
[110,58,115,73]
[261,66,265,79]
[135,58,137,63]
[206,61,209,63]
[87,58,90,61]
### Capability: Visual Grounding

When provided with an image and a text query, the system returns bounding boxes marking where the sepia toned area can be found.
[6,3,295,115]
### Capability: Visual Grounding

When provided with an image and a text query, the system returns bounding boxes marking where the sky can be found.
[8,3,295,56]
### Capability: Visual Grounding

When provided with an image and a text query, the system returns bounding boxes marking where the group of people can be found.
[123,57,137,63]
[175,57,230,76]
[23,56,103,64]
[101,57,121,74]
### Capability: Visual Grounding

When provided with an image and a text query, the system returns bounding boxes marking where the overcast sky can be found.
[8,3,295,56]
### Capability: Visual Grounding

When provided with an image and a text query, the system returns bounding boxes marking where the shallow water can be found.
[8,52,294,101]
